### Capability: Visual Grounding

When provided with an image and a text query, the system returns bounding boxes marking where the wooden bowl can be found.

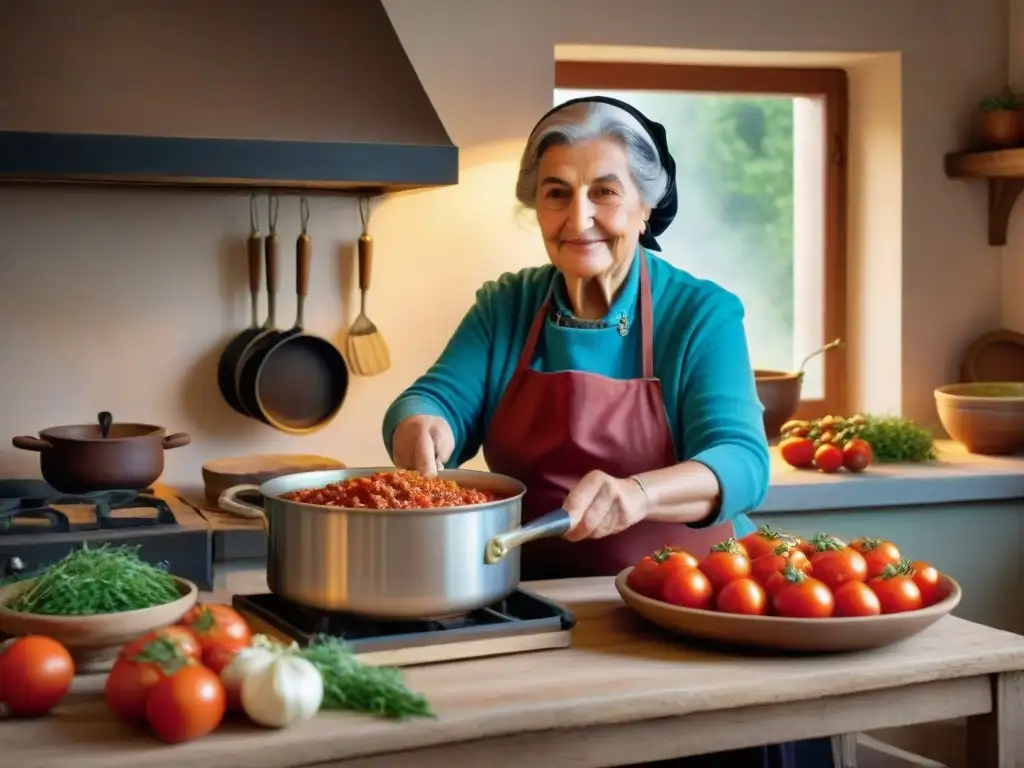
[934,382,1024,455]
[0,576,198,673]
[615,568,962,653]
[754,370,802,441]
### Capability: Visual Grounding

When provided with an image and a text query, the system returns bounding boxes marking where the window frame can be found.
[555,61,849,421]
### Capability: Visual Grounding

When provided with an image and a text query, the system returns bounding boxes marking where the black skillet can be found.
[237,197,349,434]
[217,194,265,416]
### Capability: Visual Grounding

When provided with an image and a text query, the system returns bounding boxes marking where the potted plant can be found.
[978,88,1021,147]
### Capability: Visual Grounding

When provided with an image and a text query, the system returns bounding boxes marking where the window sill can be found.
[757,440,1024,514]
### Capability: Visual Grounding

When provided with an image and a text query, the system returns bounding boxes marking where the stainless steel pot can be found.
[217,467,571,619]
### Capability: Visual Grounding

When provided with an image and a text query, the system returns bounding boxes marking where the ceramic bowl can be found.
[0,575,198,673]
[934,382,1024,455]
[754,369,802,440]
[615,568,961,653]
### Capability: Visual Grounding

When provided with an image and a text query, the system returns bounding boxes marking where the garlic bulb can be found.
[220,644,278,711]
[240,654,323,728]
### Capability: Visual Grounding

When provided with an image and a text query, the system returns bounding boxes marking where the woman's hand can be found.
[391,415,455,477]
[562,470,650,541]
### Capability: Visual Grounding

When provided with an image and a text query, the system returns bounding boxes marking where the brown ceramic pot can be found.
[755,370,803,441]
[11,411,190,493]
[978,110,1021,147]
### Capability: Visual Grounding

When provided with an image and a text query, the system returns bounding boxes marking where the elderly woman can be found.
[383,96,834,768]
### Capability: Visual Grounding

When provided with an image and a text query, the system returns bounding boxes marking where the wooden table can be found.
[3,574,1024,768]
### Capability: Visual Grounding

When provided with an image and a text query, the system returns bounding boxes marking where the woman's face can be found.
[535,138,651,281]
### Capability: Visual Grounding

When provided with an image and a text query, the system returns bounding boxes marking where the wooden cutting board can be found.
[201,453,346,510]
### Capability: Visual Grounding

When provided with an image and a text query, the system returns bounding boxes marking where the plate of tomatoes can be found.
[615,526,962,653]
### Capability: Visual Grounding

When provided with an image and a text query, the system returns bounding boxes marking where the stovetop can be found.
[0,479,213,590]
[233,589,576,665]
[0,479,177,535]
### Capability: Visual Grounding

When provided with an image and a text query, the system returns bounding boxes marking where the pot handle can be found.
[218,484,267,523]
[11,436,52,452]
[484,508,572,565]
[162,433,191,450]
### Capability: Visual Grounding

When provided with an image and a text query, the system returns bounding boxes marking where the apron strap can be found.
[514,250,655,377]
[638,248,654,379]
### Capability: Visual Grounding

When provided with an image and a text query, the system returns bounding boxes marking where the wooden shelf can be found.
[945,148,1024,246]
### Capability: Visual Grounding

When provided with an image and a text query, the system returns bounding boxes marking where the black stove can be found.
[233,589,576,666]
[0,479,212,589]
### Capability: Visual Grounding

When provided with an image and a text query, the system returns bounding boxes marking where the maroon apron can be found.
[482,251,735,580]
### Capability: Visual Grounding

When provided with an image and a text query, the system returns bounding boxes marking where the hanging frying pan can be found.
[217,194,265,416]
[238,197,349,434]
[233,193,281,418]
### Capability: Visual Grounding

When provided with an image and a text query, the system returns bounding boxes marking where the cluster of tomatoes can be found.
[779,435,873,474]
[779,415,873,474]
[626,525,946,619]
[103,602,252,743]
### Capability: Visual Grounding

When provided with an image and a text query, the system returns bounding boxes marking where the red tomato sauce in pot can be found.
[281,471,506,509]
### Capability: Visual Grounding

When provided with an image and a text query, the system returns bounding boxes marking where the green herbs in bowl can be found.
[0,544,198,673]
[8,544,183,615]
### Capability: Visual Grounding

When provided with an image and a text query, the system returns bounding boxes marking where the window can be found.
[556,62,848,420]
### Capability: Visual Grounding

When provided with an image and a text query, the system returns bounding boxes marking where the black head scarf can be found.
[529,95,678,251]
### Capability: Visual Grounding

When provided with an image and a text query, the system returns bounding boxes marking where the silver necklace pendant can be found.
[617,313,630,337]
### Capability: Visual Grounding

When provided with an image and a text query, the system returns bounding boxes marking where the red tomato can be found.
[813,444,843,473]
[108,633,199,725]
[627,548,699,598]
[0,636,74,717]
[772,567,835,618]
[121,626,201,662]
[842,438,873,473]
[810,548,868,590]
[105,656,176,725]
[715,578,767,615]
[656,549,701,586]
[909,561,943,606]
[832,581,882,617]
[202,641,248,675]
[145,664,226,744]
[750,546,810,590]
[869,562,923,614]
[179,604,252,652]
[699,539,751,590]
[850,538,902,578]
[739,525,796,561]
[779,437,815,469]
[627,553,667,597]
[661,567,714,610]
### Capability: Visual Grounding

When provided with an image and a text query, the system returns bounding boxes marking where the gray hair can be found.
[515,101,670,209]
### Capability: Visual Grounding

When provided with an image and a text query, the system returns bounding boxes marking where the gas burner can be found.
[0,480,213,590]
[233,589,576,667]
[0,487,177,535]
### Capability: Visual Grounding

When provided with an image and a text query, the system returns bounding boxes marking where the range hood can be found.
[0,0,457,193]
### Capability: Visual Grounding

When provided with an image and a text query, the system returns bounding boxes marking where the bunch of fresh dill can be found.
[298,635,434,720]
[9,543,181,615]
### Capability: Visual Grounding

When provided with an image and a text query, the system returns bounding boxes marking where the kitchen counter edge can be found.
[760,439,1024,513]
